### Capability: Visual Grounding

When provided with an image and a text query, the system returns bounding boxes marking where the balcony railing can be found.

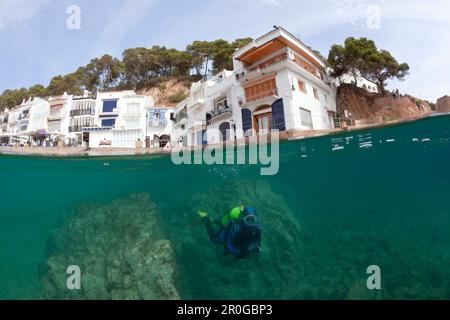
[174,111,188,124]
[49,110,63,118]
[70,109,96,117]
[148,118,168,127]
[236,47,325,82]
[245,88,278,104]
[206,106,232,124]
[69,126,84,133]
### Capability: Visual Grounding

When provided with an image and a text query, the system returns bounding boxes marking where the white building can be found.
[172,71,237,147]
[26,97,51,142]
[146,106,173,148]
[233,27,338,135]
[47,93,72,143]
[0,110,9,144]
[172,27,339,147]
[339,73,379,93]
[68,93,97,147]
[85,90,154,148]
[3,98,51,145]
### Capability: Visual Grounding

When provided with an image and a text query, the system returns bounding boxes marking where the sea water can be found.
[0,115,449,300]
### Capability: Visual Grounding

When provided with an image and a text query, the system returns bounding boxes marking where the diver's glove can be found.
[198,211,213,222]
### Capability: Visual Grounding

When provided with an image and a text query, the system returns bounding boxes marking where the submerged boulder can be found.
[41,194,180,300]
[164,180,304,299]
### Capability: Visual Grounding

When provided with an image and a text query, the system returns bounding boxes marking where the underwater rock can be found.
[164,180,304,299]
[41,194,180,300]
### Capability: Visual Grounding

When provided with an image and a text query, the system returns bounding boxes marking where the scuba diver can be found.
[198,206,262,259]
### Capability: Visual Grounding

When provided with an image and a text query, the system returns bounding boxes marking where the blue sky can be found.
[1,0,449,101]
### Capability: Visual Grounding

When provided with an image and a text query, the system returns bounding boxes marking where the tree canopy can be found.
[328,37,409,94]
[0,37,253,111]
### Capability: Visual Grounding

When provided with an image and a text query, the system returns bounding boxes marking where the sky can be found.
[0,0,449,102]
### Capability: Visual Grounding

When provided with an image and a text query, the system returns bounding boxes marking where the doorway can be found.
[253,105,272,135]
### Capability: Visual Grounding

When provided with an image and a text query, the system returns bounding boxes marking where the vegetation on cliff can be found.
[328,37,410,94]
[0,38,252,111]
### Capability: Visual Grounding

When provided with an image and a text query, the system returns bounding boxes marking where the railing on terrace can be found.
[69,126,87,133]
[237,47,325,82]
[174,111,188,124]
[148,119,168,127]
[49,110,63,117]
[206,106,232,123]
[70,109,96,117]
[245,87,278,104]
[290,50,324,81]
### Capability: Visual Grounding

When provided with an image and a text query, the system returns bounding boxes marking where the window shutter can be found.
[241,108,252,134]
[271,99,286,131]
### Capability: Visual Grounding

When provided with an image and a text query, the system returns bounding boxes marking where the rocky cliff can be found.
[337,84,432,124]
[41,194,180,300]
[436,96,450,113]
[137,79,190,107]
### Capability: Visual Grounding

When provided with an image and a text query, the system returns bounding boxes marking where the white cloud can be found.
[0,0,50,29]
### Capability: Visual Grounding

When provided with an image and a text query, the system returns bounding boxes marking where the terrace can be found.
[206,105,232,125]
[236,47,325,83]
[173,109,188,124]
[70,109,96,117]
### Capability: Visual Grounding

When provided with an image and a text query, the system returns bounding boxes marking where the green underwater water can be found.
[1,114,450,300]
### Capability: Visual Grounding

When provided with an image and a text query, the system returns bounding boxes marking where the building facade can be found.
[172,27,339,147]
[146,106,173,148]
[1,28,348,150]
[84,91,154,148]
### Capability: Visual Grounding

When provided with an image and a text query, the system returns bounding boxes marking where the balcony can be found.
[48,110,64,120]
[70,109,96,117]
[174,111,188,124]
[206,106,233,125]
[235,47,325,83]
[148,118,168,127]
[69,126,83,133]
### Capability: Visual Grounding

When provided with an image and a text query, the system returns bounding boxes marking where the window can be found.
[102,100,118,113]
[124,116,140,130]
[298,80,307,93]
[300,108,313,129]
[244,78,277,103]
[126,103,140,114]
[214,97,229,113]
[101,119,116,127]
[148,109,167,126]
[313,88,319,100]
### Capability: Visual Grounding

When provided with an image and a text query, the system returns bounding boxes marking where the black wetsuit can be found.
[203,219,261,259]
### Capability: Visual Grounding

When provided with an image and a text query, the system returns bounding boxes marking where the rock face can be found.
[436,96,450,113]
[137,79,190,107]
[41,194,180,300]
[337,84,432,123]
[164,181,304,299]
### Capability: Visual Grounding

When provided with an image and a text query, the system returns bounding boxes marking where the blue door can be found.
[271,99,286,131]
[241,108,252,135]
